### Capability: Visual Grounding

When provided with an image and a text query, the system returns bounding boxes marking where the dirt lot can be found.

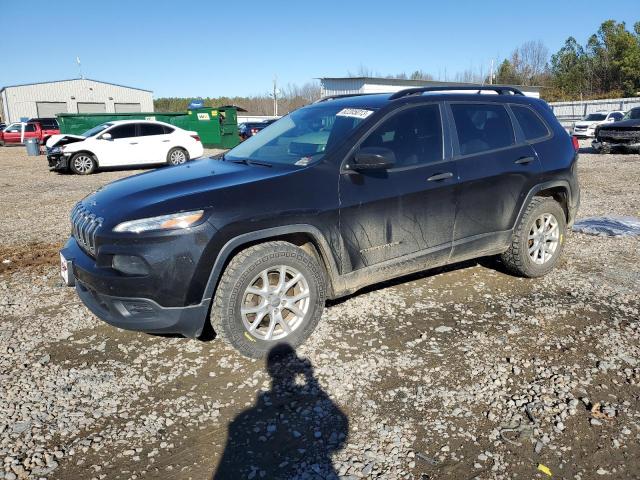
[0,142,639,480]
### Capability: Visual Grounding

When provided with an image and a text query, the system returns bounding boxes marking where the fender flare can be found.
[200,224,342,303]
[514,180,573,227]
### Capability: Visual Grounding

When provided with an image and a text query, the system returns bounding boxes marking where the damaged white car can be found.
[46,120,204,174]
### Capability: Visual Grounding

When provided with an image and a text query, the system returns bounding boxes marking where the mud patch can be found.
[0,242,62,274]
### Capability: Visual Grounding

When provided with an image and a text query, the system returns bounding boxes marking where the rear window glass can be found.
[451,103,515,155]
[511,105,549,141]
[139,123,165,136]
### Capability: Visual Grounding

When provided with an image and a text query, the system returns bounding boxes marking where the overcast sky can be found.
[1,0,637,98]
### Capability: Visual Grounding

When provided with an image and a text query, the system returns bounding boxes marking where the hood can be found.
[597,118,640,130]
[46,134,85,148]
[81,158,294,227]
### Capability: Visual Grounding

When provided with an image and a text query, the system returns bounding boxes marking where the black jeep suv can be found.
[60,86,580,358]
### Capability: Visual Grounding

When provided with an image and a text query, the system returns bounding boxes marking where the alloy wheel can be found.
[170,150,186,165]
[528,213,560,265]
[240,265,310,341]
[73,155,93,173]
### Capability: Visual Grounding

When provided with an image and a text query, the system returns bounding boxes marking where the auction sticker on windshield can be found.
[336,108,374,119]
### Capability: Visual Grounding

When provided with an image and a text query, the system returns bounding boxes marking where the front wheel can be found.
[500,197,566,277]
[211,241,327,358]
[70,153,97,175]
[167,147,189,165]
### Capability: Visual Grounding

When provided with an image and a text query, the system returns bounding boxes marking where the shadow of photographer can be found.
[213,344,349,479]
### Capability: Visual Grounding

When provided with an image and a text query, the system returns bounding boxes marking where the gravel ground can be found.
[0,141,638,480]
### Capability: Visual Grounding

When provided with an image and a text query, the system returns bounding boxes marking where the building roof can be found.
[318,76,541,92]
[0,78,152,94]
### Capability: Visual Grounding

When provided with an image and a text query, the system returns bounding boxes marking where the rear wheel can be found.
[70,153,96,175]
[500,197,566,277]
[211,241,326,358]
[167,147,188,165]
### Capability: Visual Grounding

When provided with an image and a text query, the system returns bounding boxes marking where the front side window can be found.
[139,123,165,136]
[511,105,549,141]
[623,109,640,120]
[360,104,443,167]
[108,124,137,140]
[225,103,375,166]
[451,103,515,155]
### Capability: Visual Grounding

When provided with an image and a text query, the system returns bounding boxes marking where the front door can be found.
[447,102,542,258]
[96,123,140,166]
[338,103,457,271]
[2,123,24,144]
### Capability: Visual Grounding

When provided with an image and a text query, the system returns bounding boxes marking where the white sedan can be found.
[572,111,625,138]
[46,120,204,174]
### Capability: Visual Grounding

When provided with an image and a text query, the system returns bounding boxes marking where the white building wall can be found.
[1,79,153,122]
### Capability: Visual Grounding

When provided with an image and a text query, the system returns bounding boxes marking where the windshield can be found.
[225,104,375,165]
[623,109,640,120]
[584,113,606,121]
[81,123,112,138]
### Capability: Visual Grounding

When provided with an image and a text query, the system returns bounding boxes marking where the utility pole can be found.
[273,76,278,117]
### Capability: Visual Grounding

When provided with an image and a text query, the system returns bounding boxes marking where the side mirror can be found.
[607,117,615,122]
[101,133,112,140]
[350,147,396,171]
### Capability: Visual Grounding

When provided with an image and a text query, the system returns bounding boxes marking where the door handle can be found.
[129,142,138,145]
[162,140,170,142]
[514,156,535,165]
[427,172,454,182]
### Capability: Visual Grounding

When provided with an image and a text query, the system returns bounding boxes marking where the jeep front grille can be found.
[71,204,103,256]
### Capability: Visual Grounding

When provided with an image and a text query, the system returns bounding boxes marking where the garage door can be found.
[114,103,142,113]
[77,102,106,113]
[36,102,68,117]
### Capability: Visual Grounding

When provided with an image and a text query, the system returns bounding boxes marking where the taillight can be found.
[251,128,259,135]
[191,135,200,143]
[571,135,580,152]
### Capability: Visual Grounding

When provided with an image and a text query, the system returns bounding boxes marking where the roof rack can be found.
[389,85,525,100]
[313,93,378,104]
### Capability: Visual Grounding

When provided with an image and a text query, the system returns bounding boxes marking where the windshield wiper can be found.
[227,158,272,168]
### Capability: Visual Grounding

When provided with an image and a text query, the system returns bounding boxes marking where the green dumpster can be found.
[56,106,240,149]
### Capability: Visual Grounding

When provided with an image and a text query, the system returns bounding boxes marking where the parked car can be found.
[0,121,60,146]
[59,86,580,358]
[593,107,640,153]
[0,123,6,131]
[239,119,278,140]
[572,110,624,138]
[46,120,204,174]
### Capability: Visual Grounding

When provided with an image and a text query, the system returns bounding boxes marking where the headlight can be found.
[113,210,205,233]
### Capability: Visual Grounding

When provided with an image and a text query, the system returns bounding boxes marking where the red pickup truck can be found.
[0,121,60,146]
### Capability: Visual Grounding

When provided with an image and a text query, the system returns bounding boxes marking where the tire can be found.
[500,197,566,278]
[167,147,189,165]
[69,153,97,175]
[211,241,327,358]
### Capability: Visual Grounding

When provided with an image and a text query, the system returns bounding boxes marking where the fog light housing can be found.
[112,255,149,276]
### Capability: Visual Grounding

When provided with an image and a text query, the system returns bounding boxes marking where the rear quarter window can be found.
[511,105,550,141]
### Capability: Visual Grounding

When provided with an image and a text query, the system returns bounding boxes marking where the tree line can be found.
[155,19,640,114]
[495,20,640,101]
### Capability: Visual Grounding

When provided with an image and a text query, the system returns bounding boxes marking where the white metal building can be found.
[0,78,154,123]
[319,77,541,99]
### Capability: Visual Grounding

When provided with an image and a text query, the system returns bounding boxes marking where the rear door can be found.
[448,101,542,259]
[339,102,458,270]
[137,123,172,163]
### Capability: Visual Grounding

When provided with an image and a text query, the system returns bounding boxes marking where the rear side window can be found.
[24,124,36,132]
[361,104,443,167]
[139,123,165,136]
[109,124,137,139]
[511,105,549,141]
[162,125,174,134]
[451,103,515,155]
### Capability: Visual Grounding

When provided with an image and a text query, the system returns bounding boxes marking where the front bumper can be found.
[592,139,640,151]
[47,152,70,171]
[60,230,215,338]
